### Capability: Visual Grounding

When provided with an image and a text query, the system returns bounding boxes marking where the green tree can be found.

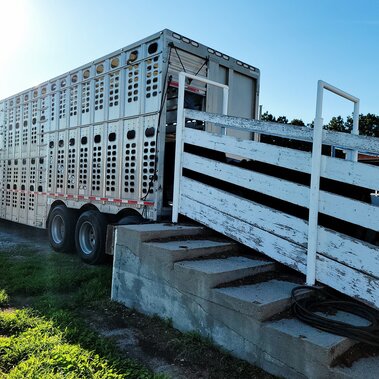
[261,111,276,122]
[276,116,288,124]
[327,116,346,132]
[345,113,379,137]
[290,119,305,126]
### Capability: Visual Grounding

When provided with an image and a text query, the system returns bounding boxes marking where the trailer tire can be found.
[48,205,77,253]
[75,210,107,264]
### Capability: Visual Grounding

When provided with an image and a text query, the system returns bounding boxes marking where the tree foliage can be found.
[290,119,305,126]
[262,110,379,137]
[345,113,379,137]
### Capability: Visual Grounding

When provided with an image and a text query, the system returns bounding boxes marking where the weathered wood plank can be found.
[182,152,379,230]
[185,109,379,154]
[179,181,379,309]
[183,128,379,190]
[182,152,309,207]
[184,127,311,172]
[181,178,308,246]
[318,227,379,279]
[179,191,307,272]
[319,191,379,231]
[181,177,379,279]
[321,156,379,190]
[316,255,379,309]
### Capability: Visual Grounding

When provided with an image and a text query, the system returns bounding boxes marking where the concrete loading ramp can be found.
[111,223,379,379]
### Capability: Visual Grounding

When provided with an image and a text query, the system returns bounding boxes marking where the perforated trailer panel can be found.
[0,29,260,228]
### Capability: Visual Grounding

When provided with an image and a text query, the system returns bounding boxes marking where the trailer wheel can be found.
[48,205,77,253]
[75,210,107,264]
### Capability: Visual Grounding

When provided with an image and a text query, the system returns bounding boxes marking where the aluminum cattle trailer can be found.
[0,29,260,263]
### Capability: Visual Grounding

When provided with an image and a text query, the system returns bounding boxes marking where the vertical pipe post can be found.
[351,101,360,162]
[172,72,186,223]
[306,80,324,286]
[221,87,229,135]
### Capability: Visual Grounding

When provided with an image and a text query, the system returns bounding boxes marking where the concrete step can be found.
[116,223,211,252]
[143,239,237,263]
[262,317,356,375]
[113,222,373,378]
[174,257,275,298]
[212,279,303,321]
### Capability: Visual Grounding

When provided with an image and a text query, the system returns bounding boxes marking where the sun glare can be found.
[0,0,29,66]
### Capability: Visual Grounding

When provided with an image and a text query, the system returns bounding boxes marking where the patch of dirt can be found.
[82,305,275,379]
[84,309,200,379]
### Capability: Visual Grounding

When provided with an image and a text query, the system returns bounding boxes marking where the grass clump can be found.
[0,304,157,379]
[0,308,135,378]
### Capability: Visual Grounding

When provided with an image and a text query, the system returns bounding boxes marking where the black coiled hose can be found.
[291,286,379,346]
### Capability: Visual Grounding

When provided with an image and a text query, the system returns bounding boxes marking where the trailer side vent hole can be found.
[23,120,27,127]
[21,185,25,191]
[71,74,78,83]
[49,141,54,148]
[31,158,35,164]
[96,64,104,74]
[7,184,10,189]
[148,42,158,55]
[108,132,116,142]
[81,136,88,145]
[110,57,119,68]
[13,184,17,190]
[94,134,101,143]
[58,139,64,147]
[32,118,36,125]
[127,50,138,64]
[145,127,155,137]
[39,158,44,164]
[127,130,136,140]
[30,185,34,191]
[38,186,42,192]
[69,138,75,146]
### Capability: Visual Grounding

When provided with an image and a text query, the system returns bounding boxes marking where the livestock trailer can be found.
[0,29,260,263]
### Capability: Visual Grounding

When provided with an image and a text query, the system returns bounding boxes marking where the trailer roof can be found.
[0,29,259,103]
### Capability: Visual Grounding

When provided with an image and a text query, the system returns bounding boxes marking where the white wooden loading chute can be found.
[173,72,379,309]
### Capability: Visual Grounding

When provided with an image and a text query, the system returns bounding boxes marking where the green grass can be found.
[0,247,112,298]
[0,245,274,379]
[0,248,162,379]
[0,309,150,378]
[0,290,8,308]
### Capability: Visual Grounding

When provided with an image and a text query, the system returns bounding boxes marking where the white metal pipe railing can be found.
[172,72,229,223]
[306,80,360,286]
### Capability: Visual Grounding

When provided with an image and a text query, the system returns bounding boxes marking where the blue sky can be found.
[0,0,378,124]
